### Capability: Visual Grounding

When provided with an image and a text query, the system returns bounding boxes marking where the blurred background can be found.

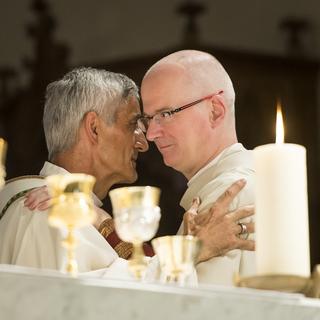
[1,0,319,268]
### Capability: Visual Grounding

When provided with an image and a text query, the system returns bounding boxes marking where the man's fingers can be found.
[37,200,51,211]
[183,197,201,234]
[236,221,255,235]
[25,186,47,197]
[236,239,255,251]
[184,212,194,225]
[187,224,197,236]
[213,179,247,213]
[230,205,254,221]
[188,197,200,215]
[193,210,211,225]
[24,186,51,210]
[26,192,50,208]
[183,211,196,235]
[25,187,48,203]
[190,224,201,235]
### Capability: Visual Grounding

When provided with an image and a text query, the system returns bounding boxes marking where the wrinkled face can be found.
[98,96,148,184]
[141,65,211,178]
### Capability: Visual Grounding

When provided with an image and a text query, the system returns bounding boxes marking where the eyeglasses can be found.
[138,91,223,132]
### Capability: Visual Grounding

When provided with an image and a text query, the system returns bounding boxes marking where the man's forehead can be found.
[142,67,195,114]
[143,63,198,104]
[119,97,141,117]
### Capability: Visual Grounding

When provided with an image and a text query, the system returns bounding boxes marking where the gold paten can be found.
[152,235,202,285]
[46,174,96,276]
[110,186,161,279]
[235,264,320,298]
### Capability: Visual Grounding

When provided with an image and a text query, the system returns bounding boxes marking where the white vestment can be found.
[0,162,120,273]
[179,143,256,285]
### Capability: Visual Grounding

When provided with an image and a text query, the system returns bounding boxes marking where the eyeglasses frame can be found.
[137,90,223,132]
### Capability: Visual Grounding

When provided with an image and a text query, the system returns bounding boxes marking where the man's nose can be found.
[146,120,162,142]
[134,129,149,152]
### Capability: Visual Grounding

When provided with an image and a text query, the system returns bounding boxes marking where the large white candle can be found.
[253,106,310,276]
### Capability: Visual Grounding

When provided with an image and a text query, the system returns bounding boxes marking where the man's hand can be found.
[185,179,255,263]
[24,185,51,210]
[24,185,112,228]
[183,197,200,235]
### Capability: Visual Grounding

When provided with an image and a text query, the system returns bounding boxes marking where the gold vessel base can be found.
[235,265,320,298]
[128,243,148,280]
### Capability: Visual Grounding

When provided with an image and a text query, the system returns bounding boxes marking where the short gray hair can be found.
[43,67,139,160]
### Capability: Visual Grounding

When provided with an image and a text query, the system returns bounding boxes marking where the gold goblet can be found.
[0,138,7,189]
[46,174,96,276]
[109,186,161,279]
[151,235,201,285]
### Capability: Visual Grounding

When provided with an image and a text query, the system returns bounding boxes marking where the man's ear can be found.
[83,111,99,144]
[209,95,226,128]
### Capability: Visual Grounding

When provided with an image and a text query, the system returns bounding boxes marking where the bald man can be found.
[6,66,254,280]
[140,50,255,285]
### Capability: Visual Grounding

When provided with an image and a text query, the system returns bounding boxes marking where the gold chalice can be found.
[46,174,96,276]
[109,186,161,279]
[151,235,201,285]
[0,138,7,189]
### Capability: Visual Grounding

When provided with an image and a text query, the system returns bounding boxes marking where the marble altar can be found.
[0,264,320,320]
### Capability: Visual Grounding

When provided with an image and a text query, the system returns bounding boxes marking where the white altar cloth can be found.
[0,264,319,320]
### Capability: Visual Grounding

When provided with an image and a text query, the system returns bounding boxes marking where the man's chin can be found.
[163,157,184,175]
[163,156,177,169]
[118,171,138,184]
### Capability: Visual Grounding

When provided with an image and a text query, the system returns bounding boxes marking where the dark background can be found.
[1,0,319,270]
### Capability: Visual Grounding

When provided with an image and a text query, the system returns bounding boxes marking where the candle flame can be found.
[275,103,284,144]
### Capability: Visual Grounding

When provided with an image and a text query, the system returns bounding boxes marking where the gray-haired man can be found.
[0,68,148,271]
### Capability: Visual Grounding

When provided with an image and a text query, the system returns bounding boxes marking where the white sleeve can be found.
[0,198,118,272]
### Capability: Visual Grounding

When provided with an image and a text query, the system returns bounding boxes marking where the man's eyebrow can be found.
[143,106,173,116]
